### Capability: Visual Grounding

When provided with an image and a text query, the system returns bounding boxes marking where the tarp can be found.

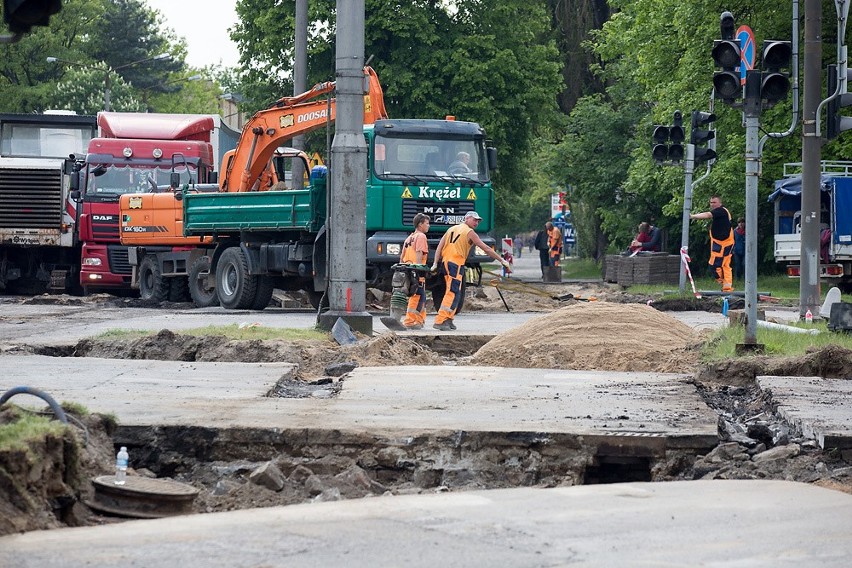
[767,175,833,202]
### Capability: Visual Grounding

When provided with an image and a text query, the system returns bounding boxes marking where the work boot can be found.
[447,320,457,330]
[432,321,454,331]
[404,323,424,330]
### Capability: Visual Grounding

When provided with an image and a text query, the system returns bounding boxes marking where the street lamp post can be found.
[47,53,171,111]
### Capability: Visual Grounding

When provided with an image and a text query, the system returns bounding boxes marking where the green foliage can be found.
[52,63,144,113]
[561,257,602,279]
[232,0,564,230]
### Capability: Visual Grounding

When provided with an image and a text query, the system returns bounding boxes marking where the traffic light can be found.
[713,11,741,103]
[669,110,684,162]
[760,40,792,106]
[690,111,717,165]
[3,0,60,34]
[651,111,684,165]
[826,63,852,140]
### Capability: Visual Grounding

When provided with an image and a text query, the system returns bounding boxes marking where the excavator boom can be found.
[222,66,387,192]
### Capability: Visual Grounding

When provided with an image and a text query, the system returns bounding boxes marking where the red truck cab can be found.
[78,113,216,293]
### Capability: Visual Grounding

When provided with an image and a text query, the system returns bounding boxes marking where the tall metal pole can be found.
[744,110,760,345]
[800,0,823,318]
[319,0,371,333]
[104,72,111,112]
[291,0,308,188]
[679,145,695,292]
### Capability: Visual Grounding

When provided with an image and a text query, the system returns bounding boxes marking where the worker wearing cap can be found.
[431,211,511,331]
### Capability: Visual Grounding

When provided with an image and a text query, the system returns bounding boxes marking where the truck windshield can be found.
[1,123,94,158]
[373,135,487,182]
[85,164,197,198]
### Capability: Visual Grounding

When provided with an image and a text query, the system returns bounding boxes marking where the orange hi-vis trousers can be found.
[403,276,426,327]
[709,234,735,292]
[434,260,464,325]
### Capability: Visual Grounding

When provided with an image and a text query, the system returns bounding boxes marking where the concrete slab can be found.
[0,356,716,447]
[2,480,851,567]
[757,375,852,449]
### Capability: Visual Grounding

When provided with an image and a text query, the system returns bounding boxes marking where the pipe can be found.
[756,319,820,334]
[0,386,68,424]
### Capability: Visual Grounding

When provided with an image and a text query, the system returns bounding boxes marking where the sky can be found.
[143,0,241,69]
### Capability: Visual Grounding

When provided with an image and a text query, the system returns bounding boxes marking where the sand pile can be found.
[471,302,701,373]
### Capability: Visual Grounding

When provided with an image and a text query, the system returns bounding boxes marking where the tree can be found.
[53,63,143,113]
[231,0,563,230]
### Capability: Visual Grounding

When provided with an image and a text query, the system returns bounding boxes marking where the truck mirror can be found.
[487,147,498,170]
[170,172,180,189]
[70,189,81,201]
[92,164,107,177]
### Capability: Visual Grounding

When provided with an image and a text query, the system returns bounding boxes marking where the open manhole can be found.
[88,475,199,519]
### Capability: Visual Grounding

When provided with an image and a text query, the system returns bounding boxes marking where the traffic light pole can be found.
[679,145,695,292]
[743,113,760,347]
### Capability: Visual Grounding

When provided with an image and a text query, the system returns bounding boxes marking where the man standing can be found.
[690,195,734,292]
[534,225,550,277]
[733,217,746,280]
[400,213,430,329]
[431,211,511,331]
[546,221,563,267]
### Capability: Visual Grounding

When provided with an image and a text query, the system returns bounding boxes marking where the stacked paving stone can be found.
[605,253,681,286]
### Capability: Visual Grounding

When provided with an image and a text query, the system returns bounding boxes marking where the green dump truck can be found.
[176,118,497,310]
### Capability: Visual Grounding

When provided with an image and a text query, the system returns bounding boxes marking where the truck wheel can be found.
[216,247,258,309]
[251,276,274,310]
[430,278,465,315]
[168,277,190,302]
[139,256,169,302]
[188,256,219,308]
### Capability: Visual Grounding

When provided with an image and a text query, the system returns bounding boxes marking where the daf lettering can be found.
[92,215,114,221]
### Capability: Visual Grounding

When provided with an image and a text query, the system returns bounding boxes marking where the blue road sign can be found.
[737,25,755,86]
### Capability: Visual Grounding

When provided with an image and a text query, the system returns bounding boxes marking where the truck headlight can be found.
[82,257,102,266]
[386,243,401,256]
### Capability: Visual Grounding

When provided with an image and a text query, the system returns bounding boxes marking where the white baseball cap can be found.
[464,211,482,220]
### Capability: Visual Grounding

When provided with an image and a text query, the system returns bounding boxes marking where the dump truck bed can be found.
[183,188,325,237]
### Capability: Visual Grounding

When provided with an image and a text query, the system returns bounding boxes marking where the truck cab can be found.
[770,161,852,291]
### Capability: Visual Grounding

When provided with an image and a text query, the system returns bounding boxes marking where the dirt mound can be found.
[470,302,701,373]
[0,406,117,536]
[71,329,442,380]
[696,344,852,387]
[464,281,617,312]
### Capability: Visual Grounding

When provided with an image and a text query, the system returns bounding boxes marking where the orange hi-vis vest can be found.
[441,223,474,264]
[401,231,427,264]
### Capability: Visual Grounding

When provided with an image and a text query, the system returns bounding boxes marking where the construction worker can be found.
[690,195,734,292]
[400,213,430,330]
[431,211,511,331]
[546,221,563,267]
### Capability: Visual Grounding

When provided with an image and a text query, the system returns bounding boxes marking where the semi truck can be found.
[770,161,852,292]
[119,67,498,310]
[0,112,97,294]
[76,112,239,295]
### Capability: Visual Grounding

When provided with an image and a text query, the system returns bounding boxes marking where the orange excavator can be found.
[119,67,388,303]
[221,66,387,192]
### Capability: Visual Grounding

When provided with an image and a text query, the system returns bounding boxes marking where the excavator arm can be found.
[221,66,387,192]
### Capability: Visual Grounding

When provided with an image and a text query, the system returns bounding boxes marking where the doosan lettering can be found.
[297,109,328,123]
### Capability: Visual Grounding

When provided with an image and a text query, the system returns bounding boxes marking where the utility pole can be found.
[800,0,822,318]
[291,0,308,188]
[743,70,761,346]
[318,0,372,334]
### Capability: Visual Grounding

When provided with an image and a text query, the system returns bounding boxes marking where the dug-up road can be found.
[2,254,852,567]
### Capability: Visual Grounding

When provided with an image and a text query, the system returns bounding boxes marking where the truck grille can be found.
[91,216,119,239]
[402,199,475,227]
[0,168,62,229]
[107,246,132,274]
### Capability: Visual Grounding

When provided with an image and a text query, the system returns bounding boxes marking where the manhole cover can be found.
[88,475,199,519]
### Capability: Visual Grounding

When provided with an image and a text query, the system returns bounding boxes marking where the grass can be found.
[0,407,67,452]
[93,324,328,342]
[561,257,604,279]
[627,274,850,303]
[702,320,852,361]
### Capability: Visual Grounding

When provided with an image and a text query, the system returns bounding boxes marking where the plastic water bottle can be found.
[115,446,129,485]
[805,309,813,324]
[722,297,729,317]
